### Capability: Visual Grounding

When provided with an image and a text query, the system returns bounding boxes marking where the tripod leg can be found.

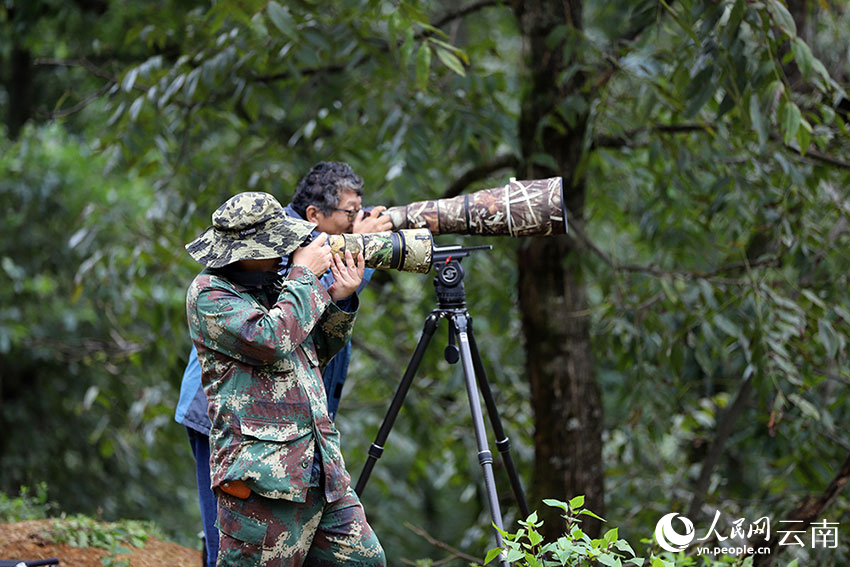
[451,314,509,567]
[355,312,441,496]
[467,321,531,519]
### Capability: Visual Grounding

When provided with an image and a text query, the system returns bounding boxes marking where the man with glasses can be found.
[285,161,393,416]
[289,161,391,238]
[175,161,392,566]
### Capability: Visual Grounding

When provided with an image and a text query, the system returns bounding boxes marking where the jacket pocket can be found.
[217,503,269,548]
[241,415,311,443]
[238,414,315,498]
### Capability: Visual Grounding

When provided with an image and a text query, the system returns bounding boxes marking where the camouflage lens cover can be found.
[327,228,433,274]
[384,177,567,237]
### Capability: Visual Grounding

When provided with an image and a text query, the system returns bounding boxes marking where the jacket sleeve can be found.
[187,266,332,365]
[312,293,358,367]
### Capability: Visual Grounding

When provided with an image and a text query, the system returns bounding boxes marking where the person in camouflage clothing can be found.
[185,191,385,567]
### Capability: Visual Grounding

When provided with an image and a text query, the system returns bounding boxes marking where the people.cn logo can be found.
[654,513,696,553]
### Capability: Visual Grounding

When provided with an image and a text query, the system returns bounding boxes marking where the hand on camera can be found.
[328,250,365,302]
[352,206,393,233]
[291,233,332,277]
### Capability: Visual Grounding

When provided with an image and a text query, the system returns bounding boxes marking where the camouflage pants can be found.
[216,485,386,567]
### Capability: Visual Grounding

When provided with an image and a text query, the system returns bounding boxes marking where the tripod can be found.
[355,244,530,565]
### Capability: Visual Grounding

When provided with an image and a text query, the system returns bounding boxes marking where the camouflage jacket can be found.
[186,264,357,503]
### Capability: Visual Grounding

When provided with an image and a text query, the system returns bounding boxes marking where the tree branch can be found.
[252,63,347,84]
[441,153,520,198]
[686,375,755,519]
[403,522,483,565]
[34,57,115,81]
[592,123,708,150]
[770,133,850,171]
[40,80,116,119]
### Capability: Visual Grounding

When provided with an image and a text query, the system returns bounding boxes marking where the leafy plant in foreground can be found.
[485,496,635,567]
[41,514,162,567]
[0,483,53,522]
[484,497,804,567]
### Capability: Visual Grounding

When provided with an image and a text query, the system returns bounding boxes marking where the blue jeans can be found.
[188,427,219,567]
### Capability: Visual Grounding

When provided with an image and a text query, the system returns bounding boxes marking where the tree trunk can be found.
[7,46,34,139]
[513,0,604,539]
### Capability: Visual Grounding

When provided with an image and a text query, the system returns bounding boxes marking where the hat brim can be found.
[185,215,316,268]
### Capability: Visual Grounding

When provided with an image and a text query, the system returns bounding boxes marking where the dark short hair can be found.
[290,161,364,218]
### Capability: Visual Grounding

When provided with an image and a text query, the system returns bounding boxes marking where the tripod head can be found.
[431,243,492,309]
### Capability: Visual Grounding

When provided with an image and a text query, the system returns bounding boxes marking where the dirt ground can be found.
[0,519,201,567]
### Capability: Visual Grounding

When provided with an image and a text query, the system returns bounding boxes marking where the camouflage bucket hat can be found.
[185,192,316,268]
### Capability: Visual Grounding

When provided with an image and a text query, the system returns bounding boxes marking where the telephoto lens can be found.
[327,228,434,274]
[383,177,567,237]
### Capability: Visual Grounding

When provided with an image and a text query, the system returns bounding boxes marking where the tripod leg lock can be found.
[495,437,511,453]
[367,444,385,459]
[477,450,493,466]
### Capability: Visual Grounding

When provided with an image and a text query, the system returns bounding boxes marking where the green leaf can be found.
[524,551,541,567]
[767,0,797,37]
[796,119,811,154]
[399,1,429,25]
[416,22,450,40]
[684,67,715,118]
[714,314,741,339]
[791,38,814,79]
[835,305,850,325]
[429,38,470,65]
[580,509,605,521]
[598,554,622,567]
[387,11,402,44]
[416,43,431,91]
[400,28,415,67]
[781,99,801,145]
[267,2,296,38]
[543,499,570,512]
[568,495,585,510]
[817,318,840,359]
[106,101,126,127]
[789,393,821,421]
[436,47,466,77]
[128,97,144,122]
[723,0,746,40]
[121,68,139,93]
[484,547,503,565]
[614,540,636,556]
[749,92,768,146]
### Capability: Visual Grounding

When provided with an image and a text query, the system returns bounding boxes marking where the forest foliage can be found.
[2,0,850,565]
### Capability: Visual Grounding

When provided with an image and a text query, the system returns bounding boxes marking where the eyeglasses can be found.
[332,207,362,221]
